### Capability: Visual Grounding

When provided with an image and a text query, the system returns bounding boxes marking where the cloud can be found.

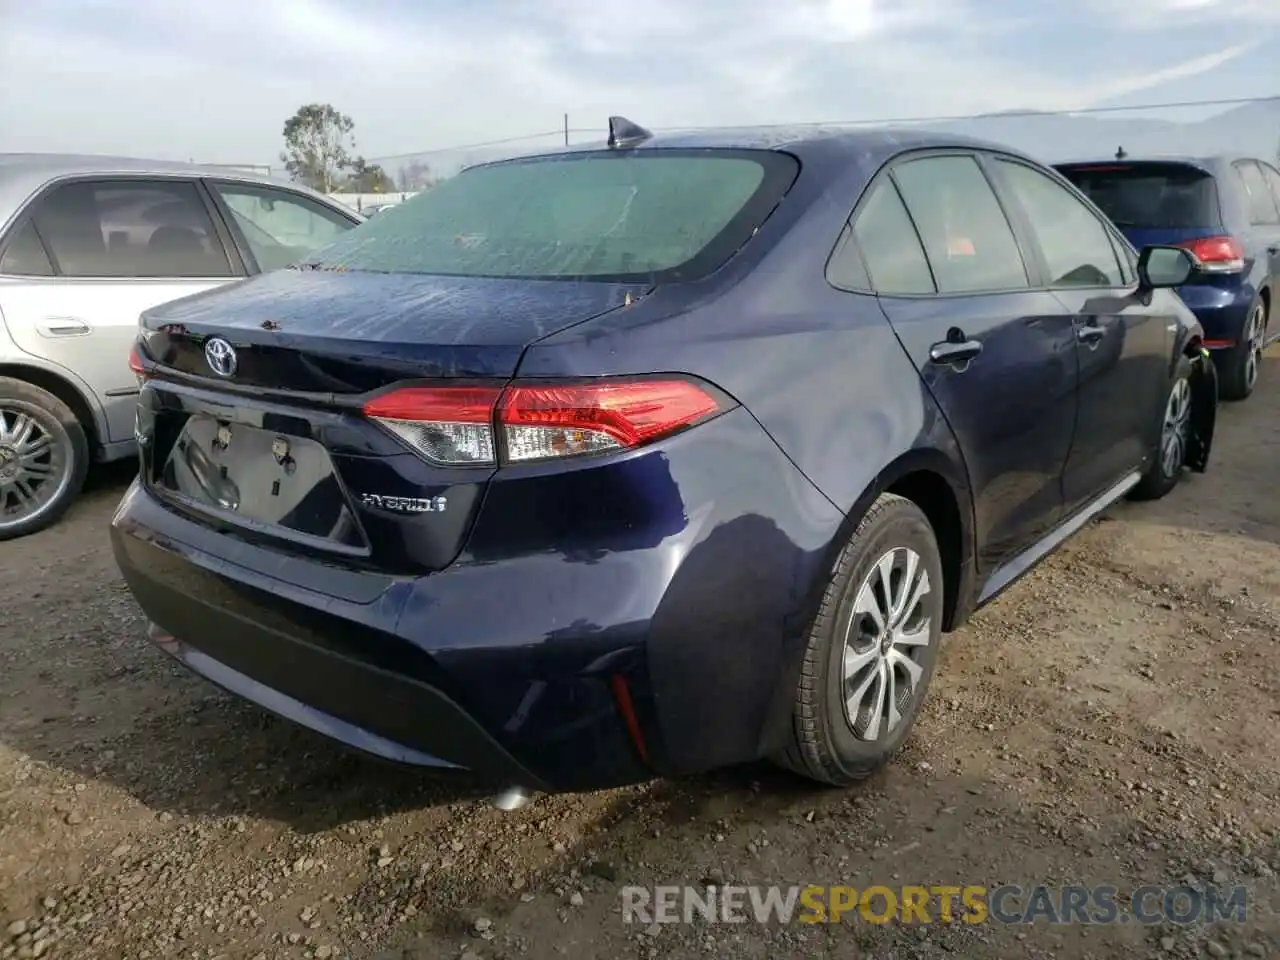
[0,0,1274,167]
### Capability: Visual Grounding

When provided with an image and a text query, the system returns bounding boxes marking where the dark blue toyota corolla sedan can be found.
[113,119,1218,798]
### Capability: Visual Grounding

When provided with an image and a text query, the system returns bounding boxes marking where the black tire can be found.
[775,492,945,785]
[1129,354,1194,502]
[0,377,90,541]
[1217,297,1266,402]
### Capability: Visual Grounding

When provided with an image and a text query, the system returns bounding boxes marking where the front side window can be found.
[997,159,1124,288]
[849,179,935,295]
[891,155,1030,294]
[212,183,355,272]
[26,179,233,278]
[298,150,799,282]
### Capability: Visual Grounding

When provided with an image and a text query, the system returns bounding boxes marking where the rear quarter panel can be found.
[515,147,974,767]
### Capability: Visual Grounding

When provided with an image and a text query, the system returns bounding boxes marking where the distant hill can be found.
[921,99,1280,163]
[384,99,1280,183]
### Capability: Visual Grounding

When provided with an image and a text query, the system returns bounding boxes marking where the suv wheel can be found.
[1219,299,1266,402]
[0,377,89,541]
[776,492,944,785]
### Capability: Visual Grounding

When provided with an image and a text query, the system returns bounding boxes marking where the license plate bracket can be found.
[158,415,365,548]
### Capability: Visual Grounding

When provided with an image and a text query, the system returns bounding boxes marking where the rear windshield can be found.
[300,149,798,283]
[1056,162,1221,229]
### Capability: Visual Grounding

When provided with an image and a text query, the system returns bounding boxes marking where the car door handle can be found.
[1269,245,1279,254]
[1077,324,1106,344]
[928,339,983,365]
[37,316,91,338]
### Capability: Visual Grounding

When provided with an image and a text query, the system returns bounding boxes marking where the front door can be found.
[0,177,243,445]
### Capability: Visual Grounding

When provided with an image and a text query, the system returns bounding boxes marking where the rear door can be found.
[989,156,1169,512]
[848,152,1079,572]
[0,177,244,444]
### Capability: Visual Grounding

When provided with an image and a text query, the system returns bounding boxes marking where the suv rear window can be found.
[300,149,798,283]
[1056,162,1221,230]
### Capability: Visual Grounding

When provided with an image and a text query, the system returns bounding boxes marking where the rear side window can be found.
[0,220,55,276]
[1056,163,1221,229]
[300,150,798,282]
[849,180,935,295]
[996,159,1123,287]
[25,180,235,279]
[891,155,1029,294]
[1233,161,1280,225]
[211,182,354,272]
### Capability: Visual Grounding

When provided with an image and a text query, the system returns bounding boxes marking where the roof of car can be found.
[0,153,330,224]
[481,125,1035,168]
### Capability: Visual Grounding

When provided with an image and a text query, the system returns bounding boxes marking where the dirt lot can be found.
[1,352,1278,960]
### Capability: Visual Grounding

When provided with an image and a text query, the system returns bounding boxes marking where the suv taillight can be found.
[362,378,726,466]
[1176,235,1245,274]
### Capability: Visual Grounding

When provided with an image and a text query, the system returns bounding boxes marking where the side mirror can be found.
[1137,245,1198,290]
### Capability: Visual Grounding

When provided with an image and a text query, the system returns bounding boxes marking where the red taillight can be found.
[1176,235,1245,273]
[361,378,725,466]
[500,380,722,462]
[128,344,149,384]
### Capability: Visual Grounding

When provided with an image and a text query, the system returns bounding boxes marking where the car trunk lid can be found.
[134,268,647,574]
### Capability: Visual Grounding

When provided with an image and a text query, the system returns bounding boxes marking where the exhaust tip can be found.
[492,786,534,811]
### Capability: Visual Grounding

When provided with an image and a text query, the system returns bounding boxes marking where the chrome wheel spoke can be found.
[888,647,923,687]
[853,577,887,635]
[845,659,880,726]
[860,660,888,741]
[894,623,930,647]
[843,644,878,677]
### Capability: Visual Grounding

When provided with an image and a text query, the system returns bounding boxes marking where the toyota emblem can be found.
[204,337,237,378]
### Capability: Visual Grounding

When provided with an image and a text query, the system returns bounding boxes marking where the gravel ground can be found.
[2,350,1279,960]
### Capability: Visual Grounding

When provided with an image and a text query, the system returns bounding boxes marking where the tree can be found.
[344,157,393,193]
[396,159,437,191]
[280,104,356,193]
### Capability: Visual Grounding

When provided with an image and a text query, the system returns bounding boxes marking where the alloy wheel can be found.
[0,405,71,532]
[1243,303,1265,394]
[842,547,933,742]
[1160,378,1192,479]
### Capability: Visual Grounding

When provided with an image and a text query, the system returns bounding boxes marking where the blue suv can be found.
[1057,155,1280,401]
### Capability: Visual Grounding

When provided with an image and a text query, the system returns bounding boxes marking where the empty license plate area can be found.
[159,415,367,550]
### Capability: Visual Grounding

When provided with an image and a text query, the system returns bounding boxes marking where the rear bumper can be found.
[111,406,845,792]
[114,494,548,787]
[1177,282,1255,347]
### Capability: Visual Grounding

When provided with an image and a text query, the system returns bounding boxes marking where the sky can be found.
[1,0,1276,168]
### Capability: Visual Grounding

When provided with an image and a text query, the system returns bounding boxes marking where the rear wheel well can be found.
[0,364,100,457]
[886,470,963,631]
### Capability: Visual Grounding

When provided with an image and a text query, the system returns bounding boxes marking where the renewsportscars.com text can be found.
[620,884,1249,926]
